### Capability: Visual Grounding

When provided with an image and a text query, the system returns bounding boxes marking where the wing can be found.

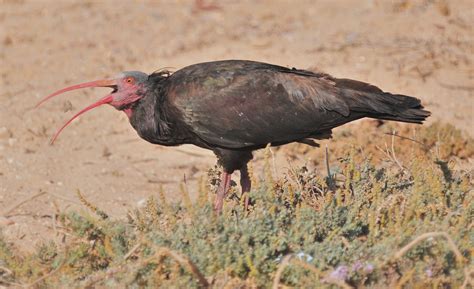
[165,60,358,149]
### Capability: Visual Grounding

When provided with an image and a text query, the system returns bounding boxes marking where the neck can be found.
[123,108,133,118]
[127,80,180,146]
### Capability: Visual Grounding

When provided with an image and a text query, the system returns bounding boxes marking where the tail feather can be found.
[333,78,430,124]
[351,92,431,124]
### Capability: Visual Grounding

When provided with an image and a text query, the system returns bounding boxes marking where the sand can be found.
[1,0,472,250]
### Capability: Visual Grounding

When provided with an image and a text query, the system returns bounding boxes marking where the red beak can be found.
[37,79,117,144]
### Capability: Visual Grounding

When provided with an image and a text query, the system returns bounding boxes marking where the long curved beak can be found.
[36,79,117,108]
[49,94,113,144]
[37,79,117,144]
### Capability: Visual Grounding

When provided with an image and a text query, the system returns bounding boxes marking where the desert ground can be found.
[1,0,473,251]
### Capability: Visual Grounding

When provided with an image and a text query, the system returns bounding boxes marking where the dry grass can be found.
[0,121,472,288]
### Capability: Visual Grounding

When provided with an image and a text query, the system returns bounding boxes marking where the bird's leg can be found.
[240,165,251,211]
[214,171,232,214]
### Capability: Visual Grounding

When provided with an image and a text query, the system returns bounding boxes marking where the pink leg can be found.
[240,166,251,210]
[214,171,232,214]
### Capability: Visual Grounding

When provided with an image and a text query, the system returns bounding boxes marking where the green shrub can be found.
[1,122,472,288]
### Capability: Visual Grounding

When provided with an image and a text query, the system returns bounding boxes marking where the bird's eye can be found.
[125,77,134,84]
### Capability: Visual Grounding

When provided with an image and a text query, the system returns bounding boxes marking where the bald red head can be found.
[37,71,148,143]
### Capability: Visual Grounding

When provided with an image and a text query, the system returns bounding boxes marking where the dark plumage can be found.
[39,60,431,213]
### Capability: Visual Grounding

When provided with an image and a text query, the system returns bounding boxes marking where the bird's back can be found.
[160,60,429,149]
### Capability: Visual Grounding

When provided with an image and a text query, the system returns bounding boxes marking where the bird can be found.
[37,60,430,213]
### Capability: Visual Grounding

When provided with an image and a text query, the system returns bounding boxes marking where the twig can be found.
[375,144,391,160]
[272,255,352,289]
[292,259,353,289]
[390,131,405,172]
[395,268,416,289]
[325,145,335,190]
[2,190,47,217]
[175,147,213,157]
[0,266,13,276]
[285,158,303,192]
[45,192,83,205]
[461,267,473,289]
[76,190,109,219]
[383,132,429,149]
[146,247,209,288]
[291,259,323,277]
[393,231,465,264]
[123,242,141,260]
[51,200,62,243]
[25,267,63,288]
[375,141,405,173]
[272,254,293,289]
[82,264,128,288]
[130,158,160,164]
[24,245,68,288]
[83,239,149,286]
[51,212,58,238]
[0,280,24,287]
[263,144,275,183]
[323,278,354,289]
[269,147,278,178]
[437,81,474,91]
[325,145,331,180]
[132,165,164,184]
[84,244,210,288]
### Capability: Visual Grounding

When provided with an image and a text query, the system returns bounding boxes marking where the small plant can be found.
[0,122,472,288]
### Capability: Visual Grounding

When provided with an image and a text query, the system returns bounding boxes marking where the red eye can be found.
[125,77,134,84]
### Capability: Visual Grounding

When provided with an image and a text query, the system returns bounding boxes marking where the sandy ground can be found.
[1,0,473,251]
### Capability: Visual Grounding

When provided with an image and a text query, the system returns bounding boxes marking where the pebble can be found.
[8,138,16,147]
[329,265,349,281]
[364,264,374,273]
[137,198,147,207]
[0,127,8,138]
[295,252,314,262]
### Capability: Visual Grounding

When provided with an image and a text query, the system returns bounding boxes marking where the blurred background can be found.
[1,0,472,249]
